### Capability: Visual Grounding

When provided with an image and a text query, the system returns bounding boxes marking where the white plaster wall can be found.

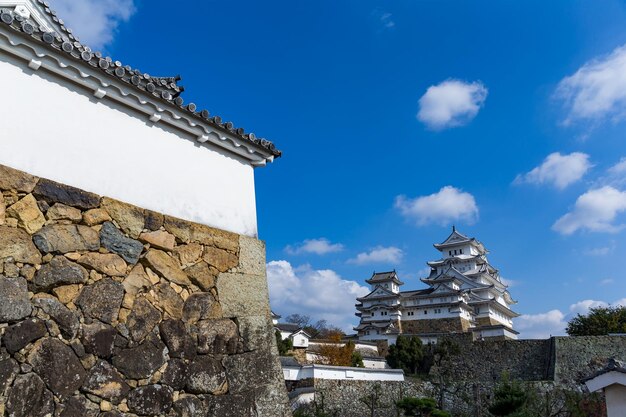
[605,385,626,417]
[0,55,259,237]
[291,333,309,348]
[292,365,403,381]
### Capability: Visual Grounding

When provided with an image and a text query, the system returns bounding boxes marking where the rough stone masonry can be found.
[0,164,291,417]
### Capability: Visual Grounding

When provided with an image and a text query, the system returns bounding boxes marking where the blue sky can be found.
[55,0,626,338]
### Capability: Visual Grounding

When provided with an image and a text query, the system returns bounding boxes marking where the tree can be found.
[351,350,365,368]
[396,397,450,417]
[566,306,626,336]
[387,336,424,375]
[275,330,293,356]
[285,314,345,339]
[488,377,528,417]
[317,334,355,366]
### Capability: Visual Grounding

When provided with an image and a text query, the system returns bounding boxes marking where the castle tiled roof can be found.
[1,0,281,157]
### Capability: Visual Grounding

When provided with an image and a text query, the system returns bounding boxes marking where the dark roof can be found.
[276,323,301,333]
[271,311,281,319]
[584,358,626,382]
[366,270,404,285]
[1,1,281,157]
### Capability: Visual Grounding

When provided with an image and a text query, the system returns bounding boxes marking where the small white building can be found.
[585,359,626,417]
[355,228,519,344]
[276,323,311,348]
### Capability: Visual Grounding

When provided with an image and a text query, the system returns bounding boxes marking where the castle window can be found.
[460,249,463,254]
[424,310,428,315]
[449,251,452,256]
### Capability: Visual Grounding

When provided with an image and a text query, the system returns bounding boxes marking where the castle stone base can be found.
[402,317,472,334]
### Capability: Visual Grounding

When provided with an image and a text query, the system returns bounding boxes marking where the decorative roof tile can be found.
[1,0,281,157]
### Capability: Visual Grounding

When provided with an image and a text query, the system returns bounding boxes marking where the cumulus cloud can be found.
[582,244,615,256]
[515,310,567,339]
[417,79,488,130]
[50,0,136,49]
[608,157,626,175]
[556,44,626,125]
[516,298,626,339]
[266,261,369,333]
[514,152,592,189]
[395,186,479,226]
[552,186,626,234]
[348,246,403,265]
[285,238,344,255]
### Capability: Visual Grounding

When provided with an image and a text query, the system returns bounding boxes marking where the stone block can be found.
[127,297,162,342]
[127,384,173,416]
[33,178,100,209]
[238,235,266,276]
[31,256,88,292]
[123,264,152,296]
[216,273,270,318]
[33,296,80,339]
[143,249,191,286]
[195,319,239,355]
[139,230,176,251]
[237,315,275,353]
[46,203,82,222]
[0,225,42,264]
[33,224,100,254]
[154,282,184,319]
[173,243,203,268]
[185,356,227,395]
[0,164,39,193]
[28,338,86,399]
[182,292,222,324]
[0,276,32,322]
[82,208,112,226]
[77,253,127,277]
[223,352,279,394]
[76,278,124,324]
[184,261,217,291]
[6,373,54,417]
[82,361,130,404]
[100,221,144,264]
[112,336,167,379]
[101,197,145,239]
[6,194,45,234]
[159,319,196,360]
[164,215,238,253]
[2,319,47,354]
[80,322,117,358]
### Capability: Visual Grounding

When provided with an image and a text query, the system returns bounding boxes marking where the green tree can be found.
[387,336,424,375]
[275,330,292,355]
[566,306,626,336]
[351,350,365,368]
[396,397,450,417]
[488,377,528,417]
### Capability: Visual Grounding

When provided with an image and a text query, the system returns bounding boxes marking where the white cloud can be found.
[514,152,592,189]
[417,79,488,130]
[266,261,369,333]
[50,0,136,49]
[516,298,626,339]
[395,186,479,226]
[348,246,403,265]
[553,186,626,234]
[608,157,626,175]
[600,278,615,285]
[583,245,614,256]
[285,238,344,255]
[380,12,395,28]
[514,310,567,339]
[556,44,626,125]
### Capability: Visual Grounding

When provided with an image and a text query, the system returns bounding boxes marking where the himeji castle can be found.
[355,228,519,344]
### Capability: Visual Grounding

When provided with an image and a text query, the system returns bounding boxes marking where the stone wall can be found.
[402,317,471,334]
[0,164,290,417]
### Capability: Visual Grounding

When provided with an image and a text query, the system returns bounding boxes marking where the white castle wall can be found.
[0,54,259,237]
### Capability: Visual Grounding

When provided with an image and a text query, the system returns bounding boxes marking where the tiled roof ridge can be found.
[2,1,281,157]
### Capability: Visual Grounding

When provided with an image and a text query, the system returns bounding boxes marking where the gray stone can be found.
[182,292,221,324]
[101,198,145,239]
[80,322,117,358]
[6,373,55,417]
[77,278,124,324]
[46,203,82,222]
[99,222,144,265]
[112,336,167,379]
[237,316,274,353]
[127,297,161,342]
[159,320,196,360]
[144,210,164,231]
[216,273,270,318]
[33,178,100,209]
[2,319,47,353]
[224,352,279,394]
[81,360,130,403]
[169,396,206,417]
[28,337,86,399]
[0,276,32,322]
[237,235,265,276]
[162,359,186,390]
[203,393,256,417]
[33,296,80,339]
[127,384,173,416]
[60,395,100,417]
[185,355,227,395]
[0,358,19,395]
[32,256,88,292]
[33,224,100,254]
[0,225,42,264]
[195,319,239,355]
